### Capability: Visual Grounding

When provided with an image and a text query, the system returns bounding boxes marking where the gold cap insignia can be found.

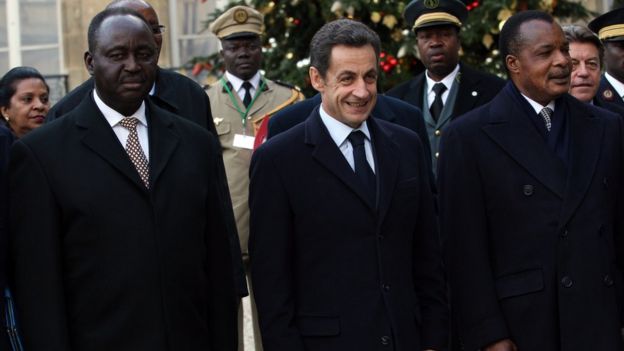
[234,9,248,24]
[424,0,439,9]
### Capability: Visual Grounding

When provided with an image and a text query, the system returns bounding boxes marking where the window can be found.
[168,0,220,68]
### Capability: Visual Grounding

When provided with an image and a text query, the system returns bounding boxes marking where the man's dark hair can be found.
[310,19,381,78]
[562,24,604,63]
[87,7,148,52]
[499,10,554,71]
[0,66,49,109]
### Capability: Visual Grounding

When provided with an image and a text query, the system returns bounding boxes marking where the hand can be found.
[484,339,518,351]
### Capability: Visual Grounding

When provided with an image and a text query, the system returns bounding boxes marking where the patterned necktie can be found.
[347,131,376,204]
[119,117,150,188]
[539,107,553,132]
[242,81,253,108]
[430,82,447,122]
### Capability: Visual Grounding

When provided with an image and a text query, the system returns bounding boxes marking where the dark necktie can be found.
[539,107,553,132]
[430,82,447,122]
[119,117,150,189]
[242,81,253,108]
[347,131,376,204]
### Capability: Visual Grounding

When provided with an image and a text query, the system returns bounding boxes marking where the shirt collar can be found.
[605,72,624,99]
[226,71,262,92]
[93,89,147,128]
[520,93,556,115]
[425,64,460,93]
[319,105,371,148]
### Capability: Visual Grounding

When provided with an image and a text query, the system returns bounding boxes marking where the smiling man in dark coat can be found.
[439,10,624,351]
[250,19,447,351]
[9,8,237,351]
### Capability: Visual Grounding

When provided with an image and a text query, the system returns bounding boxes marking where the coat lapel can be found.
[75,94,148,192]
[146,100,180,189]
[368,117,399,228]
[305,109,376,210]
[151,67,180,113]
[482,91,566,198]
[453,65,481,118]
[403,73,425,110]
[557,97,603,229]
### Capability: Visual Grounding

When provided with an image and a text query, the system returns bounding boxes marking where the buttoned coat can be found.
[249,109,448,351]
[206,77,303,258]
[9,95,238,351]
[438,87,624,351]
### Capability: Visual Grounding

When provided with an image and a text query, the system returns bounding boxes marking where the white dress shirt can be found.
[521,93,556,115]
[319,105,375,173]
[425,64,460,109]
[226,71,262,102]
[93,89,150,158]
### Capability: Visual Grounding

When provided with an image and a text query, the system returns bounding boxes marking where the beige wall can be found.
[61,0,171,89]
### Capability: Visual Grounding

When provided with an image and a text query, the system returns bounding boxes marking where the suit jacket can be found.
[249,109,448,351]
[9,96,238,351]
[438,86,624,351]
[46,67,217,136]
[595,75,624,117]
[0,125,12,351]
[45,69,248,297]
[267,93,433,171]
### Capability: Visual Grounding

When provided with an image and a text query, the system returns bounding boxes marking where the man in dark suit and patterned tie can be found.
[249,18,447,351]
[439,10,624,351]
[9,8,238,351]
[387,0,504,172]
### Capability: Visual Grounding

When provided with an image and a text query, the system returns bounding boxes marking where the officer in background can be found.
[206,5,304,351]
[387,0,504,173]
[588,7,624,114]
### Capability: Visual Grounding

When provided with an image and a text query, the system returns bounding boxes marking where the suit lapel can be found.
[146,101,180,189]
[557,97,603,229]
[305,109,376,210]
[453,65,480,118]
[75,94,148,191]
[368,118,399,227]
[151,68,180,113]
[482,91,566,198]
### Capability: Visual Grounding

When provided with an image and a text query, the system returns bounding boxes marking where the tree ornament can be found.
[331,1,343,15]
[383,14,398,29]
[482,33,494,49]
[371,11,382,23]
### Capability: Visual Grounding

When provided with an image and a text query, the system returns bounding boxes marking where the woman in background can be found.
[0,66,50,351]
[0,66,50,138]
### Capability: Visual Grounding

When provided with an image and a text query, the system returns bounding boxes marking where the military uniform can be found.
[208,6,304,351]
[206,77,302,259]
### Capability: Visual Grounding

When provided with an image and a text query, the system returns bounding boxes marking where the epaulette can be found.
[273,80,301,91]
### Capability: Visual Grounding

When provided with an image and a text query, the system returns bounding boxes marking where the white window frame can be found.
[3,0,64,73]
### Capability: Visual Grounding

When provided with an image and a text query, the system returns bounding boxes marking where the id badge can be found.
[233,134,255,150]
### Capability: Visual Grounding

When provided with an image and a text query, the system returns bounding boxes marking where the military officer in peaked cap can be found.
[205,5,304,351]
[589,7,624,115]
[387,0,504,175]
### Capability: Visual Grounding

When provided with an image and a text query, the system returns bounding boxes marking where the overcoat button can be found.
[561,276,573,288]
[523,184,534,196]
[604,275,614,287]
[381,336,391,345]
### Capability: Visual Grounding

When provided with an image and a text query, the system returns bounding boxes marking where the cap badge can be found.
[424,0,439,9]
[233,9,248,24]
[603,89,614,101]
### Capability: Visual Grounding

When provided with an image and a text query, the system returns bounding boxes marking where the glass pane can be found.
[22,47,59,74]
[178,37,218,66]
[0,0,6,47]
[0,52,8,73]
[20,0,58,46]
[43,74,67,105]
[178,0,213,36]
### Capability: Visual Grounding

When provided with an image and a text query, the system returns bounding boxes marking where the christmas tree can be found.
[194,0,592,97]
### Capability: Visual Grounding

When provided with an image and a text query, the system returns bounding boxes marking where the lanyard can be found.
[221,77,266,129]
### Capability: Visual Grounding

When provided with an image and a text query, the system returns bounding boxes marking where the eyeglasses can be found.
[152,25,166,34]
